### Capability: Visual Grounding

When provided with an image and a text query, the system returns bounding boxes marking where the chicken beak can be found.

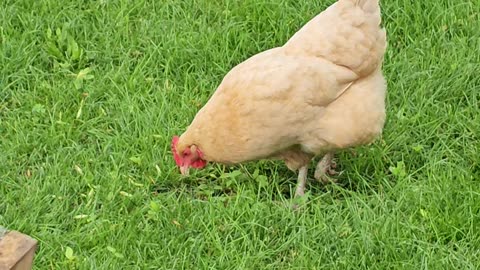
[180,165,190,176]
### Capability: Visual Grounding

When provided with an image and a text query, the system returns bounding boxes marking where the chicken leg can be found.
[295,165,308,197]
[314,152,337,183]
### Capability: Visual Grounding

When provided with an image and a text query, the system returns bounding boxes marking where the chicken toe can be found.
[314,153,338,184]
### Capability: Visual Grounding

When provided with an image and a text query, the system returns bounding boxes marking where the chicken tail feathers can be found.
[341,0,381,25]
[353,0,379,13]
[284,0,386,77]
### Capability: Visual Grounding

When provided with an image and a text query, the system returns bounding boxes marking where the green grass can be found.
[1,0,479,269]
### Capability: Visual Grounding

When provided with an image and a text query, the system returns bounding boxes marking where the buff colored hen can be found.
[172,0,387,197]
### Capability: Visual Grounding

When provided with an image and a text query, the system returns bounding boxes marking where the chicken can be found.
[171,0,387,197]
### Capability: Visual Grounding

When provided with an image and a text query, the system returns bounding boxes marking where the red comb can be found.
[171,136,182,166]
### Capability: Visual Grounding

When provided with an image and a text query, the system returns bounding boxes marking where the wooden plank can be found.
[0,228,38,270]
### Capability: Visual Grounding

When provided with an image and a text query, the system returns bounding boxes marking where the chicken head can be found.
[171,136,207,175]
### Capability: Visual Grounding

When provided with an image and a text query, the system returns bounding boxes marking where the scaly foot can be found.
[314,153,338,184]
[294,165,308,197]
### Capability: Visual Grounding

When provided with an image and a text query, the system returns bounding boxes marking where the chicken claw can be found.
[314,153,338,184]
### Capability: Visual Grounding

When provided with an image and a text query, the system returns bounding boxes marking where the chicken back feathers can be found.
[175,0,387,170]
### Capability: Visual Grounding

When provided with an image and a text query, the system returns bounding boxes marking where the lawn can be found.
[1,0,479,269]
